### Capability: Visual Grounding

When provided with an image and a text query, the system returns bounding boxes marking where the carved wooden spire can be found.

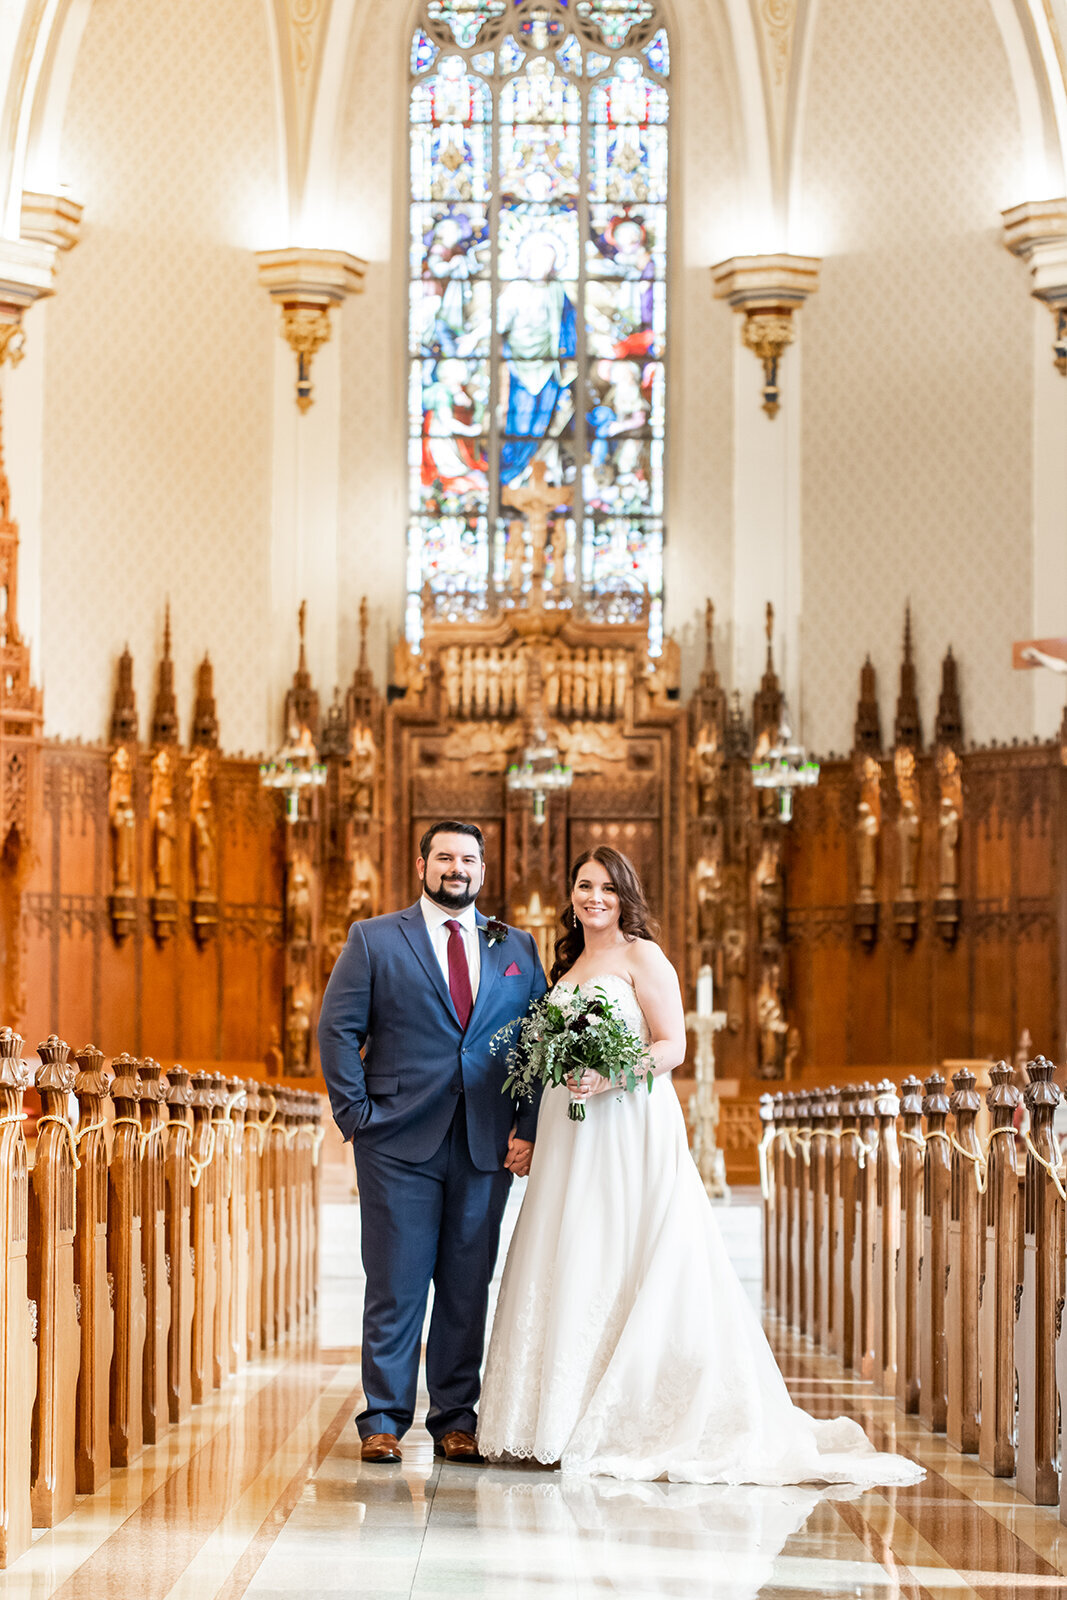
[109,645,138,745]
[853,655,882,755]
[935,645,963,749]
[752,601,783,748]
[345,595,377,727]
[283,600,320,739]
[191,653,218,749]
[893,604,922,749]
[151,603,179,746]
[689,598,727,739]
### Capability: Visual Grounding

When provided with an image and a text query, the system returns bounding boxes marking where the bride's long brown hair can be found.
[549,846,660,985]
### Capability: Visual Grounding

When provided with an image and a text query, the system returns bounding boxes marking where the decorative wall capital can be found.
[711,254,820,416]
[256,247,366,411]
[20,192,83,253]
[1002,199,1067,374]
[0,237,57,366]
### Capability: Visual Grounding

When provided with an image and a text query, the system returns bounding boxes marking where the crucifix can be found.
[501,459,573,599]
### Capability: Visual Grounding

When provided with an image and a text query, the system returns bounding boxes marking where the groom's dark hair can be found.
[419,820,485,860]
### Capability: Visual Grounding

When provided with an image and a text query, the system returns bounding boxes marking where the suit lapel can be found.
[467,913,505,1034]
[398,904,462,1030]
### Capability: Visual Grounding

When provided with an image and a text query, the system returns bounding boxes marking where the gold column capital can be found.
[256,247,367,412]
[0,238,57,367]
[711,253,821,417]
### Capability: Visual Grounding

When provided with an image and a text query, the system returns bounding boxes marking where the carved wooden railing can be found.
[761,1056,1067,1522]
[0,1036,324,1569]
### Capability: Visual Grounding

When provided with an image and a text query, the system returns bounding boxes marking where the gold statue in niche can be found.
[936,747,962,894]
[893,746,921,897]
[189,749,219,945]
[347,848,381,924]
[149,746,178,942]
[108,746,135,893]
[855,755,881,902]
[108,745,137,943]
[286,853,313,946]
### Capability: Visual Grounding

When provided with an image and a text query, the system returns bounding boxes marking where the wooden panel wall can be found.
[784,746,1061,1069]
[21,746,284,1060]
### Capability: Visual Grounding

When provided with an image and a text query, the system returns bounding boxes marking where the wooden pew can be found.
[833,1086,859,1367]
[73,1046,113,1495]
[292,1090,312,1325]
[979,1060,1022,1478]
[850,1082,878,1379]
[791,1091,813,1338]
[872,1079,900,1397]
[162,1067,194,1425]
[895,1075,924,1414]
[919,1070,951,1434]
[819,1087,842,1355]
[108,1056,146,1467]
[804,1089,826,1344]
[767,1094,784,1319]
[210,1074,232,1389]
[244,1082,265,1359]
[189,1070,218,1405]
[139,1061,170,1444]
[29,1038,81,1527]
[225,1078,249,1376]
[267,1090,289,1344]
[282,1091,300,1333]
[946,1065,982,1455]
[0,1032,36,1569]
[1016,1056,1063,1505]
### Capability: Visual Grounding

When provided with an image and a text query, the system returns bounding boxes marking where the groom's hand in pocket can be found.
[504,1131,533,1177]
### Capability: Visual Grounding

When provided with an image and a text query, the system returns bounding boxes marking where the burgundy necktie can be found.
[444,919,473,1030]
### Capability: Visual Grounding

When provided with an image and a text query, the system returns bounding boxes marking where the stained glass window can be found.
[408,0,668,650]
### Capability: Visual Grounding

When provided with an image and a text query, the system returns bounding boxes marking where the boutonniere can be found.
[481,917,509,948]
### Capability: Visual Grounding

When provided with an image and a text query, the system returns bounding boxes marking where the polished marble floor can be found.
[5,1175,1067,1599]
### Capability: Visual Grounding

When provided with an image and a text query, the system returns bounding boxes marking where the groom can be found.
[318,820,547,1464]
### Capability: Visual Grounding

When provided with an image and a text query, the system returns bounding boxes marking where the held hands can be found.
[504,1131,534,1178]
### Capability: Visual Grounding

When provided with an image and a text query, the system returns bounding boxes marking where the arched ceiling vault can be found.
[0,0,1065,290]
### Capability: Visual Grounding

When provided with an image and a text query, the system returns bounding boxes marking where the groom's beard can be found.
[423,874,479,911]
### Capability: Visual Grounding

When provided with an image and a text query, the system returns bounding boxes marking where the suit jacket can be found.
[317,902,548,1171]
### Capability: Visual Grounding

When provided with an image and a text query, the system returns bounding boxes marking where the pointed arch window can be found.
[407,0,669,650]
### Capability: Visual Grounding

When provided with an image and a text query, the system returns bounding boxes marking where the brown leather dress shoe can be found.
[361,1432,402,1463]
[433,1429,484,1463]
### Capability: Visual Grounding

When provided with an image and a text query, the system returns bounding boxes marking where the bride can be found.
[477,845,923,1488]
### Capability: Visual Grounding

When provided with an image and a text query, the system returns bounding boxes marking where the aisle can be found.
[3,1187,1066,1598]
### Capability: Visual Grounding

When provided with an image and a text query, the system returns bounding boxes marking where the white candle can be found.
[696,963,714,1017]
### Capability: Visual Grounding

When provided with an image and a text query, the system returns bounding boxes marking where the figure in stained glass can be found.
[408,0,669,647]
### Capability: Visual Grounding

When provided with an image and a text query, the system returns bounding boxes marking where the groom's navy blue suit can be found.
[318,901,546,1441]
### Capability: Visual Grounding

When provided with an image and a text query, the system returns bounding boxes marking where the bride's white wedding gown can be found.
[477,975,924,1487]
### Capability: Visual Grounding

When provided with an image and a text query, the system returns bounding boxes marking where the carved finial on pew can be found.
[894,605,922,750]
[0,1027,34,1568]
[895,1074,925,1417]
[72,1046,113,1496]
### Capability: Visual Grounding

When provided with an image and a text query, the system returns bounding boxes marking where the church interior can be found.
[2,0,1067,1593]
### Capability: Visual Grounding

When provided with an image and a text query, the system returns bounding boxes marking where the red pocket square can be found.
[504,961,522,977]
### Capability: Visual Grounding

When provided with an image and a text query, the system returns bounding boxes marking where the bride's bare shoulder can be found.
[624,937,677,981]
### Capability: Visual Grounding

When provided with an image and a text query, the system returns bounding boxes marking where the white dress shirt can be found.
[420,894,481,1001]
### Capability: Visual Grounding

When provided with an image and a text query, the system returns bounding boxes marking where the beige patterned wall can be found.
[40,0,278,753]
[336,0,739,690]
[799,0,1034,756]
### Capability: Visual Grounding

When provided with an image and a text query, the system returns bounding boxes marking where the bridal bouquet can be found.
[493,986,653,1123]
